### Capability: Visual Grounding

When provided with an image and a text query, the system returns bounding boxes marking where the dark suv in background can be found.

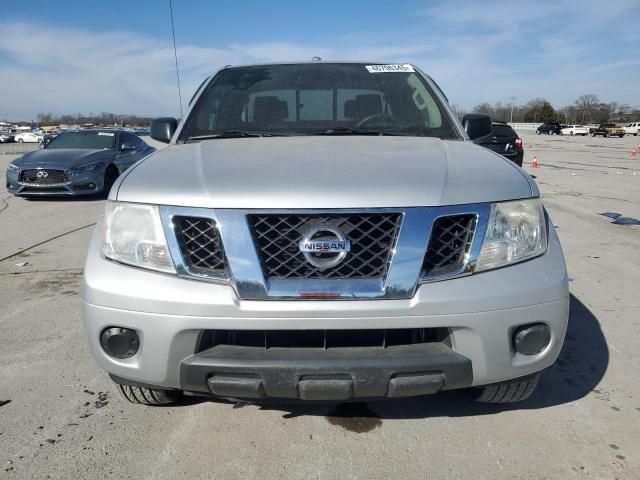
[474,121,524,166]
[536,123,562,135]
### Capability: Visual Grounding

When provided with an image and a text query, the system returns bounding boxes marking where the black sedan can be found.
[473,122,524,166]
[6,129,155,197]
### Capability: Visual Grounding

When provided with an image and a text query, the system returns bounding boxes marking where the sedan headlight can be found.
[7,162,19,172]
[102,201,175,273]
[476,198,547,272]
[72,161,102,171]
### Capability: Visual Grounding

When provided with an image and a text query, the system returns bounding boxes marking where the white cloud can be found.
[0,7,638,121]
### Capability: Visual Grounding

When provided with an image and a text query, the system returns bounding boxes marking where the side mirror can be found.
[120,142,137,152]
[150,117,178,143]
[462,113,492,140]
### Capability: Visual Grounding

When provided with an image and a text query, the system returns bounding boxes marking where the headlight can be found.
[72,161,102,171]
[102,201,175,273]
[7,163,19,171]
[476,198,547,272]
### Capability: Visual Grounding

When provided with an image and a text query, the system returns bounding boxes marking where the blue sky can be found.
[1,0,639,120]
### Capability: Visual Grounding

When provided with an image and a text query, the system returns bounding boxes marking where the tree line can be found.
[30,112,155,127]
[467,95,639,125]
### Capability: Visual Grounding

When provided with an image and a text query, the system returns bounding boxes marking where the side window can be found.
[130,133,146,149]
[120,132,140,149]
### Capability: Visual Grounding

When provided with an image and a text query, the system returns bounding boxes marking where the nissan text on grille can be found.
[84,62,569,405]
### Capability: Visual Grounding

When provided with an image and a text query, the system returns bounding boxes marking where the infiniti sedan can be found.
[6,129,155,197]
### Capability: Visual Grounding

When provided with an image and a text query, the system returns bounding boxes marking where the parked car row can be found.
[536,122,637,137]
[0,125,152,144]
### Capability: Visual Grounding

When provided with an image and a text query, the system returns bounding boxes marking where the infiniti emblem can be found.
[36,171,49,178]
[299,225,351,269]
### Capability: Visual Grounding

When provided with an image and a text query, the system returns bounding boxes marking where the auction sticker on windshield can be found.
[365,64,415,73]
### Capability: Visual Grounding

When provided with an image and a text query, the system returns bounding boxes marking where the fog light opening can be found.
[513,323,551,356]
[100,327,139,359]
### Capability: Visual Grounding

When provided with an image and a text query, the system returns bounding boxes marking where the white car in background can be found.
[560,125,589,136]
[14,131,43,143]
[623,122,639,136]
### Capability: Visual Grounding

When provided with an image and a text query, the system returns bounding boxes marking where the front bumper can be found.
[6,167,107,196]
[83,223,570,400]
[181,343,472,400]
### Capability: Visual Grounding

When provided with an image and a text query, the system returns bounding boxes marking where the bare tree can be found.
[575,94,599,123]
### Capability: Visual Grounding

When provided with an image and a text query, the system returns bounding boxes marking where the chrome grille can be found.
[422,214,476,277]
[249,213,402,279]
[174,216,227,276]
[19,169,69,185]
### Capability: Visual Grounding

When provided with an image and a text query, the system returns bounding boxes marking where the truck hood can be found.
[14,148,112,169]
[116,136,534,208]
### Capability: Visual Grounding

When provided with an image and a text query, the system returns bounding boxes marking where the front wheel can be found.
[116,383,182,406]
[102,167,119,197]
[469,372,540,403]
[18,138,23,143]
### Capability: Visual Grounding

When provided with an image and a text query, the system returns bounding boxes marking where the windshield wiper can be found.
[318,127,412,136]
[187,130,288,140]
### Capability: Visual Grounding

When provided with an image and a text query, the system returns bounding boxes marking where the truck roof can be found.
[221,60,412,69]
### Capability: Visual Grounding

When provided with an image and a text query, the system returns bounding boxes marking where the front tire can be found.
[102,166,119,197]
[116,383,181,406]
[469,372,540,403]
[18,138,23,143]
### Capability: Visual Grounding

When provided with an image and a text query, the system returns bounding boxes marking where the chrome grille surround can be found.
[18,169,70,186]
[159,204,491,300]
[173,216,227,276]
[249,213,402,279]
[421,214,477,277]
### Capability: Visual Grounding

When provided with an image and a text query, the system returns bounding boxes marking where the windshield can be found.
[181,63,460,140]
[47,131,116,149]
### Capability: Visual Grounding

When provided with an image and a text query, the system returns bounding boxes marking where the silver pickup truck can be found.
[83,62,569,405]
